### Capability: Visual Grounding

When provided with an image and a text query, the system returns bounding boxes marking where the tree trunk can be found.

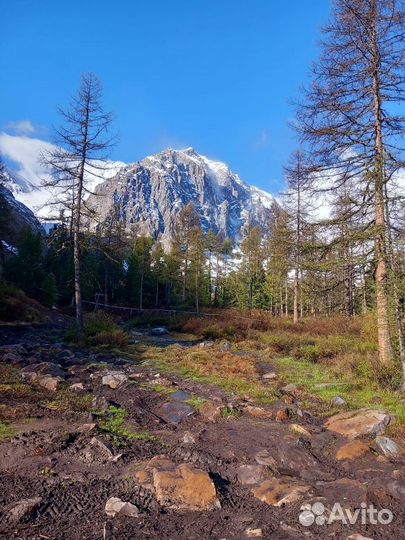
[371,1,393,367]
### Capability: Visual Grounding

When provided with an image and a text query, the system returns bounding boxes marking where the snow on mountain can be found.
[86,147,277,247]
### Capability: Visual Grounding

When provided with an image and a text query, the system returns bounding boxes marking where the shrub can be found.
[0,281,42,322]
[87,329,129,348]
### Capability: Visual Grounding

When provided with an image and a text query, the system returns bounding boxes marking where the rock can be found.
[21,362,65,378]
[8,497,42,522]
[221,341,231,351]
[237,464,270,486]
[254,449,278,471]
[331,396,346,407]
[199,399,225,422]
[290,424,312,438]
[157,401,195,424]
[70,382,85,392]
[315,478,367,508]
[199,340,215,347]
[375,436,402,459]
[92,396,110,412]
[78,423,97,433]
[182,431,196,444]
[325,409,391,438]
[275,408,290,422]
[245,405,273,419]
[135,455,177,490]
[151,327,169,336]
[36,375,63,392]
[80,437,115,463]
[346,535,373,540]
[245,528,263,538]
[281,384,298,393]
[153,463,221,510]
[171,390,192,402]
[102,372,128,389]
[1,352,22,364]
[252,478,311,507]
[262,372,277,380]
[336,441,371,461]
[105,497,139,518]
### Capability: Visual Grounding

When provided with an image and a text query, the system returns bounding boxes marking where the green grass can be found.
[273,356,405,423]
[99,405,155,447]
[0,420,15,441]
[184,396,207,411]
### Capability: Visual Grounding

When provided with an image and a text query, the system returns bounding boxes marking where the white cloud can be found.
[0,132,55,187]
[4,120,37,136]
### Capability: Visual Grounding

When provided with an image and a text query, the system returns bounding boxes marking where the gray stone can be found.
[262,372,277,380]
[281,384,297,392]
[70,382,85,392]
[331,396,346,407]
[102,372,128,389]
[151,327,169,336]
[182,431,196,444]
[157,401,195,424]
[237,464,270,486]
[171,390,192,402]
[375,436,402,459]
[105,497,139,518]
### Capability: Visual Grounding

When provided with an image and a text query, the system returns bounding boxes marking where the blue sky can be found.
[1,0,331,193]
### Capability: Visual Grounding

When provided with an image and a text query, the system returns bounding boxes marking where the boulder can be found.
[315,478,367,508]
[375,436,403,459]
[346,535,373,540]
[70,382,85,392]
[281,384,297,393]
[21,362,65,378]
[245,405,273,419]
[135,456,220,510]
[170,390,192,402]
[336,441,371,461]
[182,431,196,444]
[325,409,391,438]
[157,401,195,424]
[262,372,277,380]
[331,396,346,407]
[102,372,128,389]
[237,464,270,486]
[254,449,278,471]
[290,424,312,438]
[275,408,290,422]
[252,478,311,507]
[80,437,115,463]
[36,375,63,392]
[151,327,169,336]
[199,399,225,422]
[153,463,220,510]
[105,497,139,518]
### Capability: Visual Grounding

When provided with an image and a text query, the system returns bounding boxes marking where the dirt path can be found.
[0,324,404,540]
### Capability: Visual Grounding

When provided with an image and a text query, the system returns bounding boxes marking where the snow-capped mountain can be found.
[86,148,276,246]
[2,158,125,219]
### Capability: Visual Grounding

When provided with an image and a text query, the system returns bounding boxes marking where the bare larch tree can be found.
[296,0,405,367]
[42,73,114,337]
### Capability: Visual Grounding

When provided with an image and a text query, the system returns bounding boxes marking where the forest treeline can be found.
[0,0,404,378]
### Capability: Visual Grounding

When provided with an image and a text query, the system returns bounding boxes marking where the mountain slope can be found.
[86,148,275,246]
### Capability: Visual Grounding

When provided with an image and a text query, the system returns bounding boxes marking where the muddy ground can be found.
[0,322,404,540]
